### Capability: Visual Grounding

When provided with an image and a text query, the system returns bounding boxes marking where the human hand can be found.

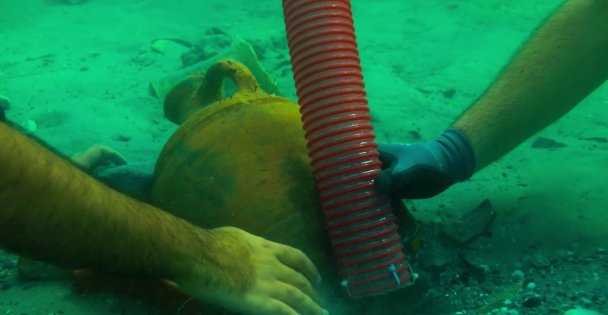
[175,226,329,315]
[375,128,475,199]
[71,144,128,170]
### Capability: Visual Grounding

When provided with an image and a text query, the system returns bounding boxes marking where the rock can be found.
[522,295,542,308]
[0,95,10,110]
[24,119,38,133]
[458,251,491,280]
[131,51,157,67]
[442,199,496,245]
[442,88,456,99]
[511,269,525,282]
[111,134,131,142]
[528,253,551,269]
[531,136,566,150]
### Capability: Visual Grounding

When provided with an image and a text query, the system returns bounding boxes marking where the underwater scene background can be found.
[1,0,606,314]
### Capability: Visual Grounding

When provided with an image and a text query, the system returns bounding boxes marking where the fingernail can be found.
[322,309,330,315]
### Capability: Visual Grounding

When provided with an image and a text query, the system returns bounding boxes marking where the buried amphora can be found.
[151,58,417,287]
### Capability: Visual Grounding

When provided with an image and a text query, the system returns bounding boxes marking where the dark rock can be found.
[131,51,157,67]
[458,251,490,281]
[528,253,551,269]
[531,137,566,150]
[408,130,422,141]
[442,88,456,99]
[0,95,10,110]
[522,295,543,308]
[442,199,496,245]
[579,137,608,143]
[111,134,131,142]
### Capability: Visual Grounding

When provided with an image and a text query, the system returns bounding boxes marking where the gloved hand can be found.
[375,128,476,199]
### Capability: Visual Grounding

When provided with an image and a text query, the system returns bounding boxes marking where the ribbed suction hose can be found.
[282,0,414,297]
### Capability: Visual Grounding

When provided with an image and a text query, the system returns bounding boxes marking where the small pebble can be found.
[529,253,551,268]
[511,269,524,281]
[526,282,536,289]
[522,295,542,308]
[25,120,38,133]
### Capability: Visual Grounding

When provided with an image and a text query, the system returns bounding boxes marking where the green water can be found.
[1,0,606,314]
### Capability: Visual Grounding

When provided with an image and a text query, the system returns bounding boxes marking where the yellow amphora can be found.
[151,59,334,272]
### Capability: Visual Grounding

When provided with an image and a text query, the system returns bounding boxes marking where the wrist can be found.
[433,128,476,182]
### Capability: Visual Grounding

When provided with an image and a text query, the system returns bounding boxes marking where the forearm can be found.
[0,122,209,281]
[453,0,608,170]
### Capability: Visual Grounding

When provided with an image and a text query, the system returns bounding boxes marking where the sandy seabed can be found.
[1,0,606,314]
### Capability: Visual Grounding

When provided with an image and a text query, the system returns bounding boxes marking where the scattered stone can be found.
[442,199,497,245]
[408,130,422,141]
[579,137,608,144]
[531,136,566,150]
[131,51,157,67]
[458,251,491,280]
[112,134,131,142]
[522,295,542,308]
[418,240,452,271]
[24,120,38,133]
[149,38,192,54]
[511,269,525,282]
[34,110,69,129]
[0,95,10,110]
[528,253,551,269]
[442,88,456,99]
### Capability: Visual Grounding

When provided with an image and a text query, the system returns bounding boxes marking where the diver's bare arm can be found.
[453,0,608,170]
[0,122,236,284]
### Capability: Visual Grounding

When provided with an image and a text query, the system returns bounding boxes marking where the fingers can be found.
[255,299,298,315]
[275,264,320,304]
[374,169,394,195]
[271,283,327,315]
[275,246,321,286]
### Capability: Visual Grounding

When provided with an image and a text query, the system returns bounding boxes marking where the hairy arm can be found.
[0,121,252,291]
[453,0,608,170]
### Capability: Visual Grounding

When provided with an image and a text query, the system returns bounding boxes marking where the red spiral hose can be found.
[282,0,414,297]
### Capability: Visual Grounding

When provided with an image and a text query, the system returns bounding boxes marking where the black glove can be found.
[375,128,476,199]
